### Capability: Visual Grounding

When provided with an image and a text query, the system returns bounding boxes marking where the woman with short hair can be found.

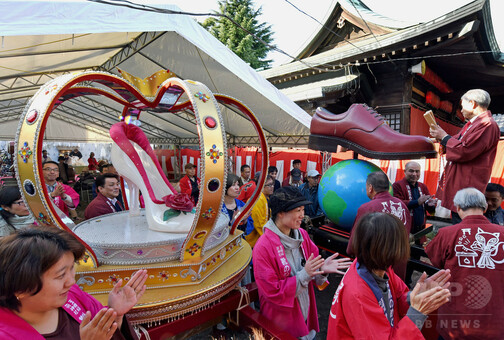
[253,187,351,339]
[327,212,451,339]
[0,186,34,237]
[0,227,147,339]
[221,174,253,235]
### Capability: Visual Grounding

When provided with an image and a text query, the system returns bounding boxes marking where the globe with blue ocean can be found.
[318,159,387,231]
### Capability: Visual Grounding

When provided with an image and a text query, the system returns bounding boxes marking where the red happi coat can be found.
[179,175,200,205]
[346,192,411,280]
[347,191,411,255]
[437,111,499,212]
[327,261,424,340]
[238,180,256,203]
[425,215,504,340]
[392,178,431,226]
[253,226,322,338]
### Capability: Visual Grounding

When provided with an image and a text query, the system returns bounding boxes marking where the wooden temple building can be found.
[259,0,504,137]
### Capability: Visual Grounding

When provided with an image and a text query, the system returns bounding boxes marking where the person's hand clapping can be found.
[410,273,451,315]
[51,183,65,198]
[320,252,352,275]
[418,269,451,291]
[107,269,148,327]
[304,254,325,277]
[79,308,118,340]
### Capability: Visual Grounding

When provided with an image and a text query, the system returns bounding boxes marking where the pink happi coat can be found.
[0,284,104,339]
[253,226,324,338]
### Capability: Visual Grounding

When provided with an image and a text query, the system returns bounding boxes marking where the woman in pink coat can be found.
[253,187,351,339]
[327,212,451,339]
[0,226,147,339]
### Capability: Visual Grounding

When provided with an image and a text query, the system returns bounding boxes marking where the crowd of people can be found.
[0,88,503,339]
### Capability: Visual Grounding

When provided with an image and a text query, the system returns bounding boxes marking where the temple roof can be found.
[260,0,504,106]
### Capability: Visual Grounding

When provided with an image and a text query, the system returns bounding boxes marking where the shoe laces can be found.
[363,104,384,121]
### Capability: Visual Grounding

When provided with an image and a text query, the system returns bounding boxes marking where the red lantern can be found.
[425,91,440,108]
[411,60,453,94]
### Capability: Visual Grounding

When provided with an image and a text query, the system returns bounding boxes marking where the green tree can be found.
[202,0,274,69]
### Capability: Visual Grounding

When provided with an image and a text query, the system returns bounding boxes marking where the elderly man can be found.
[347,171,411,279]
[393,161,436,240]
[85,173,123,219]
[298,169,323,218]
[42,161,79,217]
[484,183,504,225]
[425,188,504,340]
[430,89,499,223]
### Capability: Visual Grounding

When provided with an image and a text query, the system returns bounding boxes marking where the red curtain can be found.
[410,105,460,137]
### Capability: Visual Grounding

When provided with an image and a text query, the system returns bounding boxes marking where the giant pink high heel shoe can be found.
[110,121,228,233]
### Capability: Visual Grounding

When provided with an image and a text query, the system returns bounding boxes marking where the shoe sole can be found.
[308,134,438,160]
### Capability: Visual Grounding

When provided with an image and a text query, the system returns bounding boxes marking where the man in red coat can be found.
[178,163,200,205]
[347,172,411,279]
[425,188,504,340]
[430,89,499,223]
[393,161,436,241]
[84,173,123,219]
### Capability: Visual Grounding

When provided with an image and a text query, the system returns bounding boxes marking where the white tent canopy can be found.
[0,0,311,145]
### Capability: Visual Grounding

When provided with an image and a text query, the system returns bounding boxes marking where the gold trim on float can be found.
[14,70,266,324]
[75,233,245,294]
[88,238,251,325]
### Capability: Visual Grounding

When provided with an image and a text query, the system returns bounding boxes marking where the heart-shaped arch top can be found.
[15,71,269,267]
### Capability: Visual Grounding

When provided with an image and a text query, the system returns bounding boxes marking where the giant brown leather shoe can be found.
[309,104,437,159]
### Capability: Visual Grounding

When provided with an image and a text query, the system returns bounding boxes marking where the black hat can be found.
[291,168,302,181]
[269,187,311,216]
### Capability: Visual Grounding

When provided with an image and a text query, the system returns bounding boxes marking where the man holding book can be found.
[429,89,499,223]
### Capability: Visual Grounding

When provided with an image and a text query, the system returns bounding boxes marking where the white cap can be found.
[307,169,321,177]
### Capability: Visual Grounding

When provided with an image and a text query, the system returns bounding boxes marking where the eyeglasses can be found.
[42,168,59,172]
[264,183,274,187]
[12,200,25,206]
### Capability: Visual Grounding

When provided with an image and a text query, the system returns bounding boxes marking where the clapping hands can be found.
[410,269,451,315]
[79,270,148,340]
[107,269,148,326]
[304,253,352,277]
[80,308,118,340]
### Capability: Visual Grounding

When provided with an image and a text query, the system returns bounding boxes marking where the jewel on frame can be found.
[206,145,223,164]
[18,142,33,163]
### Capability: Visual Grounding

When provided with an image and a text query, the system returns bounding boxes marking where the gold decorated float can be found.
[15,70,269,325]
